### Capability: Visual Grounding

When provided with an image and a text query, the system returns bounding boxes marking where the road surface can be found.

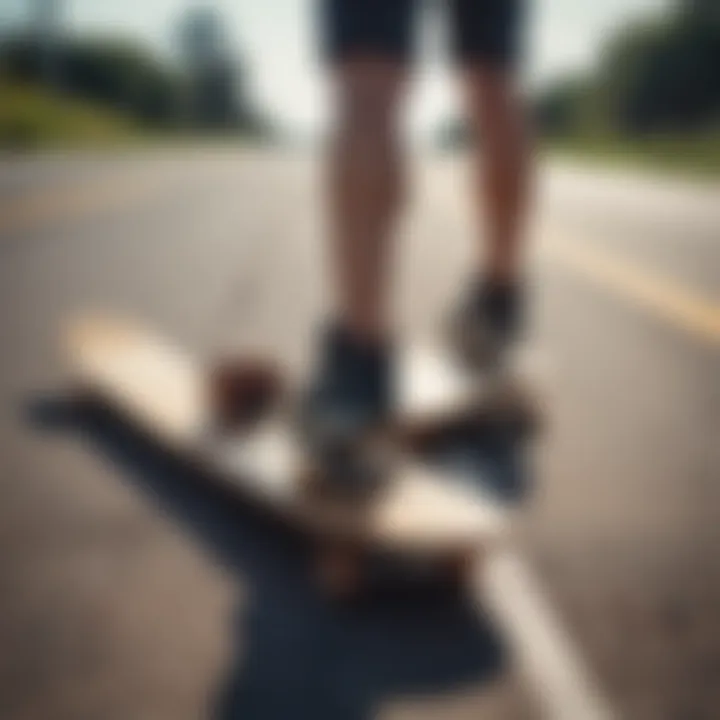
[0,148,718,719]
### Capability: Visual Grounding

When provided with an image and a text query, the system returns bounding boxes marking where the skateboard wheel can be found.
[209,358,282,430]
[315,544,363,600]
[68,377,94,404]
[67,378,105,417]
[486,380,541,436]
[439,549,477,592]
[301,433,392,504]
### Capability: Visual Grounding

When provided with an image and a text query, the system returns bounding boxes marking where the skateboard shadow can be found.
[28,395,508,720]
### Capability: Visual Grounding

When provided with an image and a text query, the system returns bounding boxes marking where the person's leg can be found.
[321,0,416,346]
[327,59,408,345]
[300,1,417,470]
[450,0,531,364]
[464,65,530,287]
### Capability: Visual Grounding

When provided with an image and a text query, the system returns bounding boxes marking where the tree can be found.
[176,5,247,129]
[534,1,720,138]
[435,117,472,150]
[0,4,272,137]
[599,9,720,134]
[534,76,600,138]
[0,35,184,127]
[30,0,64,90]
[683,0,720,25]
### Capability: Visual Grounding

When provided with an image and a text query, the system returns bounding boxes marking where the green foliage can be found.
[175,6,253,130]
[535,2,720,140]
[534,76,601,138]
[546,128,720,178]
[435,118,472,150]
[0,26,272,137]
[600,12,720,134]
[0,81,138,149]
[72,38,185,126]
[0,34,185,128]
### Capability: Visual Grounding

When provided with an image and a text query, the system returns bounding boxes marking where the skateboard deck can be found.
[396,339,542,436]
[63,314,513,591]
[395,340,542,505]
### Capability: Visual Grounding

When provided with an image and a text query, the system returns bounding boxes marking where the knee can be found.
[333,60,407,142]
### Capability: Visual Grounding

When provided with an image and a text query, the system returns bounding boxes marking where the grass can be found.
[0,82,271,152]
[545,130,720,179]
[0,81,141,150]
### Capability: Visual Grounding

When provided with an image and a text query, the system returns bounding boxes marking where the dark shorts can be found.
[320,0,525,67]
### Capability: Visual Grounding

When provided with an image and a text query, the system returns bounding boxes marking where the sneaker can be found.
[449,278,523,371]
[299,324,391,496]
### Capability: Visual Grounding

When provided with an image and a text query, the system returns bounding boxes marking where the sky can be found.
[1,0,672,135]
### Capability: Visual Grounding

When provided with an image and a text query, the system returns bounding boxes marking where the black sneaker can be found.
[449,278,523,371]
[299,325,391,497]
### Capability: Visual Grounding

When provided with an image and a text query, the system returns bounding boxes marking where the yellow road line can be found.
[543,235,720,347]
[0,173,158,236]
[0,162,233,236]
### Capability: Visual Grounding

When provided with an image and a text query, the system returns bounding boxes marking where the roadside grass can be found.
[544,131,720,179]
[0,82,270,153]
[0,81,144,150]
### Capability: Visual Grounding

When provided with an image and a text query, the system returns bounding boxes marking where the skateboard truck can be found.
[209,357,284,431]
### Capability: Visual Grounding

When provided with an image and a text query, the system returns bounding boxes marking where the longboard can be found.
[395,340,542,505]
[62,313,521,596]
[396,339,542,437]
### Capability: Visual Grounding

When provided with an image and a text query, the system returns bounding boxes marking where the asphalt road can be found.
[0,148,718,720]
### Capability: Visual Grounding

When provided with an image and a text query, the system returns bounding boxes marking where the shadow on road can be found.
[28,395,507,720]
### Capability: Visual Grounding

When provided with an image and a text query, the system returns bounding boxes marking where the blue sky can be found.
[2,0,671,134]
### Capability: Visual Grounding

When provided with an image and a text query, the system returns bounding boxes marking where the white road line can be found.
[478,551,616,720]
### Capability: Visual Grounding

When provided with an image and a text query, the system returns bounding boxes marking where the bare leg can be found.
[463,66,532,285]
[327,58,408,344]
